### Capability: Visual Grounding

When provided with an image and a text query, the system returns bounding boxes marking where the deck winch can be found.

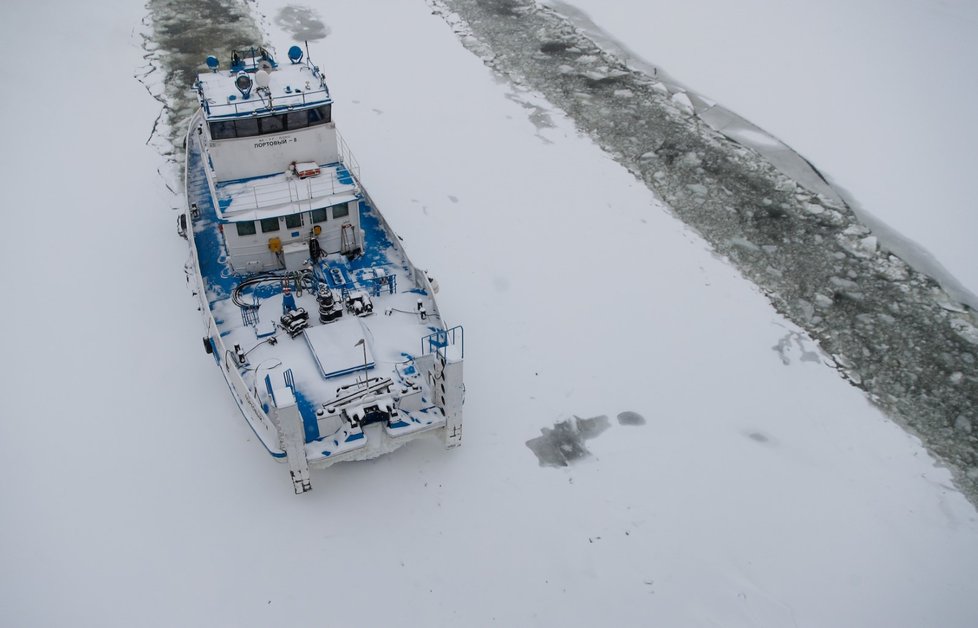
[323,377,397,427]
[317,285,342,323]
[280,285,309,337]
[280,308,309,338]
[345,290,374,316]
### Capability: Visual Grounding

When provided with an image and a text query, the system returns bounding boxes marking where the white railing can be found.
[337,130,361,183]
[201,53,332,118]
[221,167,355,214]
[203,86,330,118]
[182,109,284,458]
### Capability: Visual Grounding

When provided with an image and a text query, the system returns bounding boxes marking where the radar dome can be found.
[255,69,271,89]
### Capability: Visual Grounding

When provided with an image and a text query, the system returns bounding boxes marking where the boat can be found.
[178,44,464,493]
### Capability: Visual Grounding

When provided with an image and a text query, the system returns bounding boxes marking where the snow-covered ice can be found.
[544,0,978,304]
[437,0,978,507]
[2,1,977,626]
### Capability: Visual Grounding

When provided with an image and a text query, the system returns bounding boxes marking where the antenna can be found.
[205,55,219,71]
[287,45,303,64]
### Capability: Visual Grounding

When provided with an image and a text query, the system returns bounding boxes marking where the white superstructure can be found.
[194,45,363,273]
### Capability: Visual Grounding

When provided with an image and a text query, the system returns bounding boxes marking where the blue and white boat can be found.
[179,44,464,493]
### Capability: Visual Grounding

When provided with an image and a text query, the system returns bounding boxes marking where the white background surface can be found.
[1,1,976,626]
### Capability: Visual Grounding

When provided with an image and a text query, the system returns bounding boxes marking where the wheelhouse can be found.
[193,45,361,273]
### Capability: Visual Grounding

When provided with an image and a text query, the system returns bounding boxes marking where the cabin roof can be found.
[215,162,359,222]
[196,48,332,120]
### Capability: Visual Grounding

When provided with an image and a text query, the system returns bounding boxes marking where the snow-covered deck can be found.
[197,55,331,119]
[215,163,359,221]
[188,133,447,464]
[209,259,446,462]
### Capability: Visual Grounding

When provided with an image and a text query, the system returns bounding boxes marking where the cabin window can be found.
[235,221,257,236]
[311,208,328,223]
[332,203,349,219]
[308,104,332,126]
[210,120,236,140]
[259,114,284,134]
[207,106,330,139]
[235,118,260,137]
[260,217,280,233]
[285,213,303,229]
[286,111,308,131]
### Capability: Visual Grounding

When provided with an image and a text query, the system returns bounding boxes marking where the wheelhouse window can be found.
[308,105,332,126]
[260,217,280,233]
[311,208,328,223]
[286,111,308,130]
[235,117,259,137]
[206,104,331,139]
[259,114,284,134]
[285,213,303,229]
[235,221,257,236]
[210,120,236,140]
[331,203,349,219]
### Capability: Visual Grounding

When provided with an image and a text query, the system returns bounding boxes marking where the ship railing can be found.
[202,86,331,118]
[202,154,221,219]
[221,166,357,214]
[422,325,465,360]
[183,109,283,455]
[336,130,361,183]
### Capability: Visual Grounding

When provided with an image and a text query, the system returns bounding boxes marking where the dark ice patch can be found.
[743,430,777,446]
[275,5,329,41]
[526,415,610,467]
[480,0,524,16]
[616,411,645,426]
[583,74,627,88]
[772,330,821,366]
[539,41,571,54]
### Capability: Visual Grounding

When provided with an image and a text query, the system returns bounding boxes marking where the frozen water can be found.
[4,0,978,626]
[435,0,978,504]
[275,5,329,42]
[143,0,262,152]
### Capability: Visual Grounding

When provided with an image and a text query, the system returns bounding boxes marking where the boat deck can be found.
[196,53,331,119]
[187,135,447,461]
[215,163,360,220]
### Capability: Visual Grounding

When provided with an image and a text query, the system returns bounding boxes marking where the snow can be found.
[543,0,978,302]
[1,0,977,627]
[196,57,329,117]
[217,164,358,218]
[303,317,376,378]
